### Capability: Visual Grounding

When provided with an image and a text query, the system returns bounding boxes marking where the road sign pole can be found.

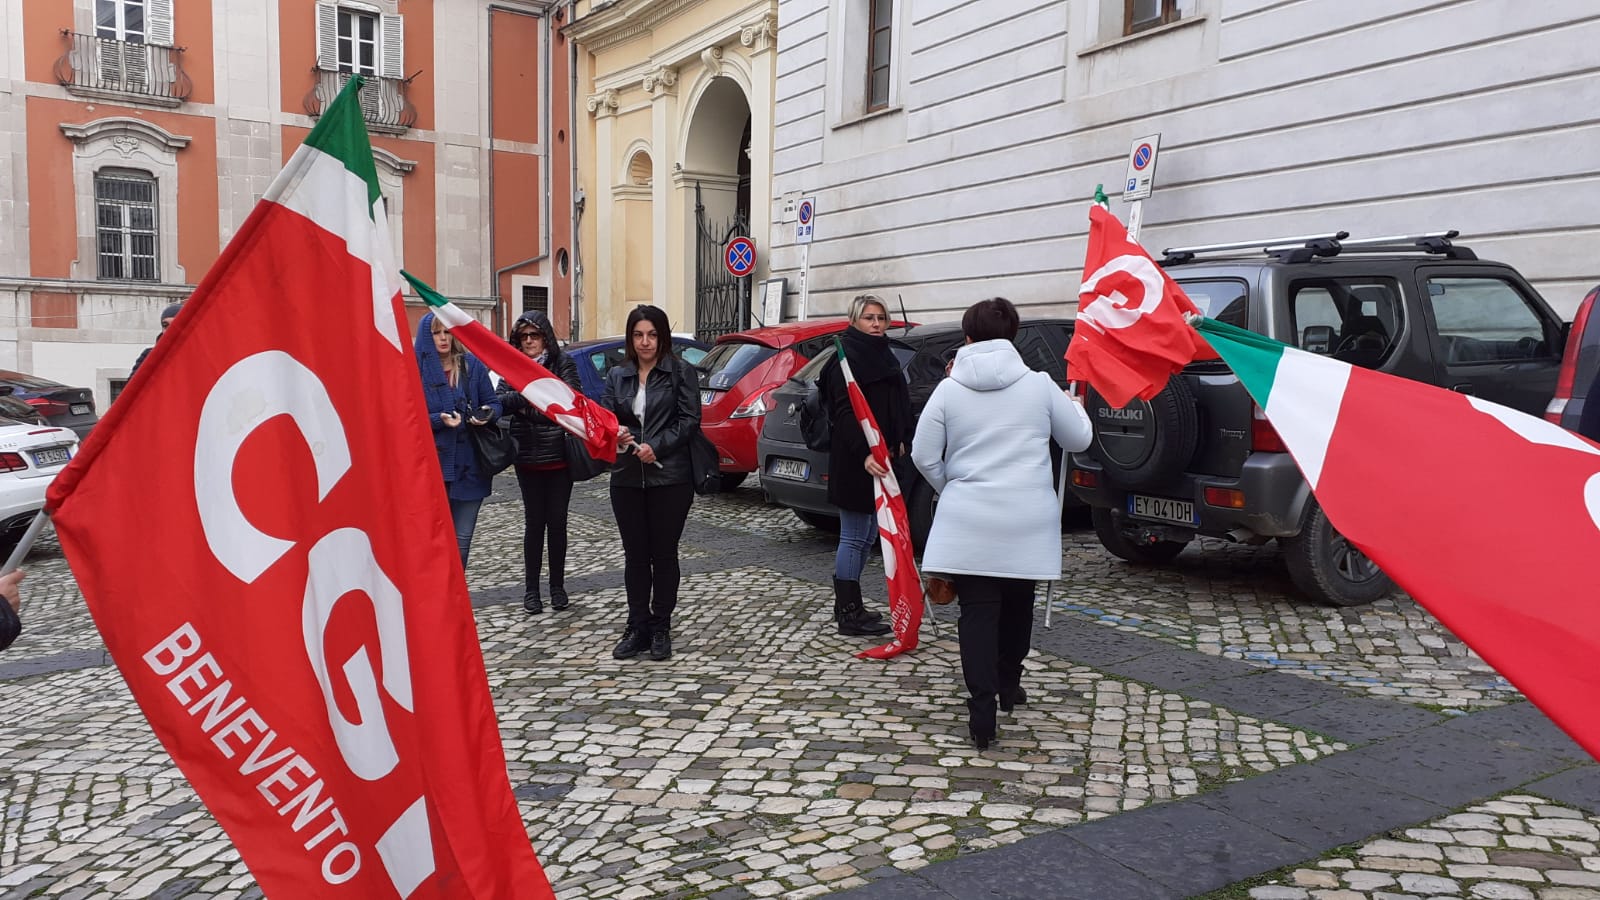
[1126,200,1145,242]
[799,244,810,320]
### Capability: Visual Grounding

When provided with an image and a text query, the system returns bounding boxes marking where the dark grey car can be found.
[758,318,1077,548]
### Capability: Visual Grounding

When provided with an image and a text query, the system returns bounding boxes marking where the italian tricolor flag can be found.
[1196,316,1600,761]
[835,338,925,660]
[402,272,620,463]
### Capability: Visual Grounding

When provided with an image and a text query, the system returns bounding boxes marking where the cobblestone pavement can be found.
[1047,534,1516,710]
[0,477,1584,899]
[1243,794,1600,900]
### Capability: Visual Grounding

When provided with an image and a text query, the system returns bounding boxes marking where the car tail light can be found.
[25,398,68,418]
[730,385,779,419]
[1070,469,1097,488]
[1204,487,1246,508]
[0,453,26,473]
[1548,288,1597,424]
[1251,404,1288,452]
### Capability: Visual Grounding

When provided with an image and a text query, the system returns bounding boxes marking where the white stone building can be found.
[768,0,1600,322]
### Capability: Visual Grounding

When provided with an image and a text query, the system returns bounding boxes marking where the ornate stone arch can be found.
[616,139,655,193]
[675,49,755,170]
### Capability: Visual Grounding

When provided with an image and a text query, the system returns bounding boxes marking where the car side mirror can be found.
[1302,325,1336,355]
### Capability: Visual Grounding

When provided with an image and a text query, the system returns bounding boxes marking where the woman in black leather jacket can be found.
[599,305,700,662]
[497,311,584,615]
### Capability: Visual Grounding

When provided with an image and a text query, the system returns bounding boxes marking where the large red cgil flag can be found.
[45,79,554,899]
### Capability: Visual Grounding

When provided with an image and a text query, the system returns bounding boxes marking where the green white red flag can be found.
[1066,205,1212,407]
[402,272,619,463]
[835,338,925,660]
[1195,316,1600,762]
[46,78,555,898]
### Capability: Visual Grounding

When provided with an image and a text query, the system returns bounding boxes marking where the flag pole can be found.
[2,509,47,573]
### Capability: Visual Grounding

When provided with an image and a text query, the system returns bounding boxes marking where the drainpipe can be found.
[488,1,556,335]
[568,0,583,339]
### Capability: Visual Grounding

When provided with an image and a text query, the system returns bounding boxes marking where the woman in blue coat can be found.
[415,312,501,568]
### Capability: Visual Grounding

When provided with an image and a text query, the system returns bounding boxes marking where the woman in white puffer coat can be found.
[911,297,1093,750]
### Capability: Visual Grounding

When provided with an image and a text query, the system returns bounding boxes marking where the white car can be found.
[0,420,78,558]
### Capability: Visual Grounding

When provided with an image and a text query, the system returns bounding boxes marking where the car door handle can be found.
[1451,384,1476,394]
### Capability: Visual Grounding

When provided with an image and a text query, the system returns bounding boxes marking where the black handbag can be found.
[672,362,722,495]
[469,420,516,476]
[687,427,721,495]
[564,432,611,481]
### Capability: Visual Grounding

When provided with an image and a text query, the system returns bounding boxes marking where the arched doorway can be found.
[682,76,752,339]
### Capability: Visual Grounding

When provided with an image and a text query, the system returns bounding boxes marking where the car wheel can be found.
[794,510,840,532]
[1091,507,1189,564]
[719,472,748,492]
[1281,500,1394,606]
[1084,379,1199,489]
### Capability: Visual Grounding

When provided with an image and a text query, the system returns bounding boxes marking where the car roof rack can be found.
[1163,232,1348,265]
[1161,230,1476,265]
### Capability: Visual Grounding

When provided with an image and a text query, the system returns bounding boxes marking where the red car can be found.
[698,318,911,490]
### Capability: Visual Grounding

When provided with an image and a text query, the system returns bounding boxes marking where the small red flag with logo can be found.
[1066,206,1212,408]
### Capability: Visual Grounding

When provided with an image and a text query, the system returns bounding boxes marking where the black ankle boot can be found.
[549,585,569,611]
[999,687,1028,713]
[649,630,672,661]
[833,578,891,637]
[523,590,543,615]
[612,627,649,659]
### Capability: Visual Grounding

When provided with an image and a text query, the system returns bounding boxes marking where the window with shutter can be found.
[380,14,404,80]
[315,2,338,71]
[146,0,173,46]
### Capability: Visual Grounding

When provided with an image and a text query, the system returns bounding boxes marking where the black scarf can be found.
[839,325,899,385]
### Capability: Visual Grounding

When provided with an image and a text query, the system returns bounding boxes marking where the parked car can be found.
[0,419,79,558]
[1068,231,1564,607]
[1544,283,1600,434]
[0,397,47,426]
[757,318,1078,547]
[699,318,910,492]
[0,371,98,439]
[565,334,712,399]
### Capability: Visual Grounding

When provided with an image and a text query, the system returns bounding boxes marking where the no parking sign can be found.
[795,196,817,244]
[1123,134,1162,201]
[725,236,756,278]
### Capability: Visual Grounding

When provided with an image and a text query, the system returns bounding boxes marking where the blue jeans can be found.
[449,498,483,569]
[834,509,876,581]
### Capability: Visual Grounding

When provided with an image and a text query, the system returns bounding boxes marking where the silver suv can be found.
[1068,231,1565,606]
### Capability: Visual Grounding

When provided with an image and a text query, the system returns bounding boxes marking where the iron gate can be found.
[693,182,750,341]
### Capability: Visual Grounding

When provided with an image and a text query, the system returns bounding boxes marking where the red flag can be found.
[46,81,553,898]
[833,340,925,660]
[1066,205,1212,407]
[1199,316,1600,760]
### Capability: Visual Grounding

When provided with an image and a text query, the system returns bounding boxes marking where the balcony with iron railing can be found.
[304,70,417,134]
[55,31,192,107]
